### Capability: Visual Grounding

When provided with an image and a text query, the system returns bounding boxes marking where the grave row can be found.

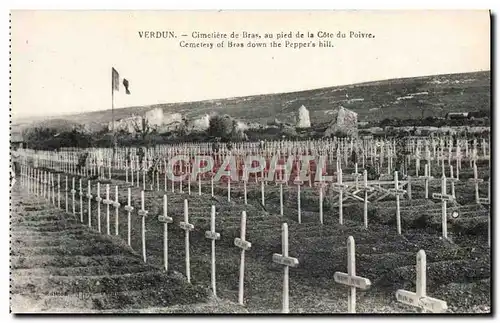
[18,164,460,313]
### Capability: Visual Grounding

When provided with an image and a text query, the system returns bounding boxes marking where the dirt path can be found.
[10,183,246,313]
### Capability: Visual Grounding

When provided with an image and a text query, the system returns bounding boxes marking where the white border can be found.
[1,1,497,322]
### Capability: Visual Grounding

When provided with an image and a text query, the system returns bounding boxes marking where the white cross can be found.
[113,186,121,236]
[396,250,448,313]
[71,177,76,215]
[332,168,348,225]
[468,161,484,204]
[334,236,372,313]
[205,205,220,296]
[272,223,299,313]
[418,164,433,199]
[138,190,149,263]
[158,194,173,271]
[314,179,328,225]
[95,182,102,233]
[234,210,251,305]
[86,180,92,228]
[294,177,304,224]
[179,199,194,283]
[79,178,83,223]
[103,184,114,235]
[123,187,134,246]
[360,170,374,229]
[389,171,406,235]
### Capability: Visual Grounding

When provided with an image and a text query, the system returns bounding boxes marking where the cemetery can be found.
[11,134,491,313]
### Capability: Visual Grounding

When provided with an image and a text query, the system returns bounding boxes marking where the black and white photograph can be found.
[9,10,491,314]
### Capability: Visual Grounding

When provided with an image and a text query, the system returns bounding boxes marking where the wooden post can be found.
[179,199,194,282]
[407,175,412,200]
[210,173,214,197]
[469,161,483,204]
[57,174,61,209]
[432,175,454,239]
[234,210,251,305]
[277,176,287,216]
[334,236,372,313]
[419,164,433,199]
[71,177,76,215]
[123,188,134,246]
[314,180,327,225]
[96,183,102,233]
[449,165,457,199]
[104,184,112,235]
[396,250,448,313]
[198,172,202,196]
[389,171,406,235]
[79,178,83,223]
[259,177,266,206]
[138,190,149,263]
[113,186,121,236]
[227,176,231,202]
[158,194,173,271]
[125,159,129,183]
[86,180,92,228]
[205,205,221,296]
[51,174,55,205]
[361,170,374,229]
[333,168,348,225]
[294,178,304,224]
[272,223,299,313]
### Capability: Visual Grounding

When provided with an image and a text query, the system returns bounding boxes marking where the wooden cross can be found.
[294,177,304,224]
[234,210,251,305]
[258,175,266,206]
[158,194,173,271]
[272,223,299,313]
[396,250,448,313]
[138,190,149,263]
[276,170,287,216]
[113,186,121,236]
[205,205,220,296]
[51,174,55,205]
[103,184,113,235]
[79,178,83,223]
[332,168,348,225]
[418,164,433,199]
[95,182,102,233]
[314,179,328,225]
[86,180,92,228]
[123,187,134,246]
[360,170,374,229]
[448,165,458,199]
[334,236,372,313]
[180,199,194,282]
[468,161,483,204]
[57,174,61,209]
[389,171,406,235]
[71,177,76,215]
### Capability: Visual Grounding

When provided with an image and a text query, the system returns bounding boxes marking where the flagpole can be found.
[111,68,116,164]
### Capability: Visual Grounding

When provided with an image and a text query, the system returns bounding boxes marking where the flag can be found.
[123,78,131,95]
[112,67,131,94]
[112,67,119,91]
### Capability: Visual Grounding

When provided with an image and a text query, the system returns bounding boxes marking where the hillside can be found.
[12,71,490,132]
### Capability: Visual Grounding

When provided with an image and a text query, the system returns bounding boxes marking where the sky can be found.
[10,10,490,119]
